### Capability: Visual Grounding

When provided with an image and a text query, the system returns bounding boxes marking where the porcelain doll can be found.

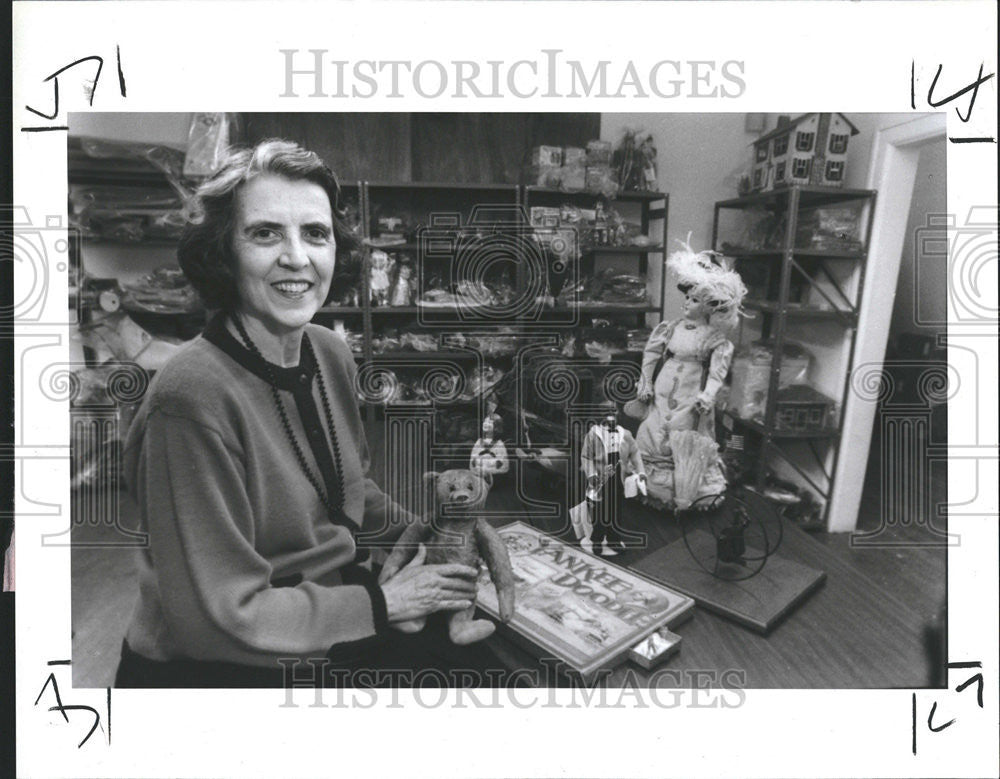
[470,414,509,479]
[631,240,747,510]
[369,249,394,307]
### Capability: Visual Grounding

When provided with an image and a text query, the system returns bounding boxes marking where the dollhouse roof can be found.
[753,113,860,146]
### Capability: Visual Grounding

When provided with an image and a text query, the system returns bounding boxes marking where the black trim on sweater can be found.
[203,312,365,542]
[203,312,317,391]
[341,565,390,637]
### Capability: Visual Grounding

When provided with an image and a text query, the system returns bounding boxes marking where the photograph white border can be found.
[11,2,998,777]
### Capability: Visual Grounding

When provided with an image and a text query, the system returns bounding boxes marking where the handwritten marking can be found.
[116,45,127,97]
[910,60,995,145]
[927,700,956,733]
[34,661,112,748]
[21,47,126,132]
[912,659,987,755]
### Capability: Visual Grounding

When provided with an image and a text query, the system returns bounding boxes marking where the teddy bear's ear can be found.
[423,471,440,484]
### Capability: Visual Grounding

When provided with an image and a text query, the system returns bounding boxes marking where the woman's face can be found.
[231,174,336,336]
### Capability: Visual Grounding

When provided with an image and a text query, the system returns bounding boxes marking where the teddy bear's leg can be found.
[392,617,427,634]
[447,604,495,645]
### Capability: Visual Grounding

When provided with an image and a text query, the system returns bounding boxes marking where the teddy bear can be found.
[378,469,515,644]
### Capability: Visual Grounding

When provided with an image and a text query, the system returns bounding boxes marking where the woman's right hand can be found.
[380,544,479,624]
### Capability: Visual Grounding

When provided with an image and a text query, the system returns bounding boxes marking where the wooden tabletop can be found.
[479,477,942,689]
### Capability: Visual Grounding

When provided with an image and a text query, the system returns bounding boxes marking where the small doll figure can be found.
[470,414,509,479]
[580,404,646,556]
[639,134,658,191]
[389,260,416,307]
[369,249,394,307]
[631,237,747,510]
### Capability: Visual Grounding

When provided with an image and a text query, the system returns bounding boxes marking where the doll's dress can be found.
[635,318,734,507]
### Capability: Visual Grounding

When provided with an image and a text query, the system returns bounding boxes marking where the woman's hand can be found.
[380,544,480,624]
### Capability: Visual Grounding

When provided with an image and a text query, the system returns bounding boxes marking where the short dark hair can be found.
[178,139,358,312]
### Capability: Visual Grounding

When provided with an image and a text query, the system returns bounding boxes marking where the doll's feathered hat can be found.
[667,234,748,329]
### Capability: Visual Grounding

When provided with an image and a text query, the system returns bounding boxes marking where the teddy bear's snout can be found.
[452,493,471,503]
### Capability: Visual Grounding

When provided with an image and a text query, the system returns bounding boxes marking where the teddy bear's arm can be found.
[378,520,432,584]
[475,520,516,623]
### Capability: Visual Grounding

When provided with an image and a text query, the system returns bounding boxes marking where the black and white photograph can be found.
[8,2,998,777]
[64,109,949,690]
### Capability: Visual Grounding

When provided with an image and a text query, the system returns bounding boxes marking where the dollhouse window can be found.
[773,135,788,156]
[829,133,849,154]
[775,161,786,182]
[756,144,769,162]
[753,168,763,188]
[795,131,814,152]
[792,158,811,179]
[825,160,844,182]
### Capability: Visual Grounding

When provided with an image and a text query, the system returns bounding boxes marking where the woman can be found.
[116,140,483,687]
[632,242,746,509]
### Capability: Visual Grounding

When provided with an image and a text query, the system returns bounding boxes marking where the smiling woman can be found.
[115,140,498,688]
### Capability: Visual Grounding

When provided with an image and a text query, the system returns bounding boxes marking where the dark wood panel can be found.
[239,113,600,185]
[411,113,600,184]
[240,113,412,182]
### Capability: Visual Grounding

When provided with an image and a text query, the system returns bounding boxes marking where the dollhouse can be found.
[750,113,859,192]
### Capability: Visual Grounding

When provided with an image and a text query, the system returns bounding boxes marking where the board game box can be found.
[476,522,695,677]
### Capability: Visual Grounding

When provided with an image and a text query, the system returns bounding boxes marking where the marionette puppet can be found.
[579,405,647,556]
[627,238,748,511]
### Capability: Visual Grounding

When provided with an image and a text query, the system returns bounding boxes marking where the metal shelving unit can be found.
[712,184,876,526]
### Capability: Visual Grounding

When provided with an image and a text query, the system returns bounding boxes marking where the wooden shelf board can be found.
[524,186,667,203]
[724,411,840,441]
[715,185,876,210]
[720,248,866,261]
[743,299,856,323]
[359,351,479,361]
[586,245,664,255]
[366,180,519,192]
[315,307,365,315]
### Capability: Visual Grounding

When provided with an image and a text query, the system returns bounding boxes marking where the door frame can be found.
[827,113,947,532]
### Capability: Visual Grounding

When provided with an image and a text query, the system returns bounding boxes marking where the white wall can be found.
[600,114,756,321]
[68,112,192,148]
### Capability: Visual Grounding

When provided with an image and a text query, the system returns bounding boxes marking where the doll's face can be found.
[681,291,712,320]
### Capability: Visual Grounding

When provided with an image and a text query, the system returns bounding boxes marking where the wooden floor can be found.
[71,418,947,689]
